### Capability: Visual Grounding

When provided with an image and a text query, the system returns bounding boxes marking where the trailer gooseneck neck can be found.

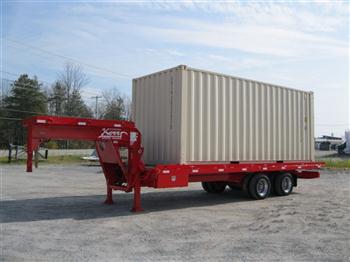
[23,115,324,212]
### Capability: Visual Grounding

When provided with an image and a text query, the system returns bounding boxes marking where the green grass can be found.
[0,155,87,165]
[322,159,350,169]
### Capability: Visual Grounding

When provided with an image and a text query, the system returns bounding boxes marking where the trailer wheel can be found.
[274,173,293,196]
[228,183,241,191]
[248,174,271,200]
[211,182,227,193]
[202,182,226,193]
[202,182,210,192]
[242,173,254,198]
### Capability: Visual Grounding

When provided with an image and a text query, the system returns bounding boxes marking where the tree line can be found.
[0,63,130,149]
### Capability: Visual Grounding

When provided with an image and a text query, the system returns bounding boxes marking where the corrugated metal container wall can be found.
[133,65,314,165]
[132,67,183,164]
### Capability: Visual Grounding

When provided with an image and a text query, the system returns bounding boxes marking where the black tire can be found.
[248,174,271,200]
[212,182,227,193]
[242,173,254,198]
[228,183,241,191]
[201,182,211,192]
[274,173,293,196]
[202,182,226,193]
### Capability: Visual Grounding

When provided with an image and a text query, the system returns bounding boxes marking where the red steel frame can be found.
[23,115,324,212]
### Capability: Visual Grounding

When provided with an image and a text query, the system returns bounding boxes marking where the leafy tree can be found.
[101,89,126,120]
[65,89,92,117]
[0,74,47,147]
[47,81,66,116]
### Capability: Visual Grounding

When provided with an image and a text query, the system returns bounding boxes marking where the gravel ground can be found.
[1,164,349,261]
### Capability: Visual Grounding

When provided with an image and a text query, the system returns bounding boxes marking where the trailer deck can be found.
[23,116,324,212]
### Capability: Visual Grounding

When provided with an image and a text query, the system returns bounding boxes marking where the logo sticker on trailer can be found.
[98,128,128,140]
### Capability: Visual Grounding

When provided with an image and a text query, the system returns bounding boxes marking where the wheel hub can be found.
[281,176,292,193]
[256,178,268,197]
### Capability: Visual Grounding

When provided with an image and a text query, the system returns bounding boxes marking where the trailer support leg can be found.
[34,149,39,168]
[104,185,114,204]
[131,176,143,212]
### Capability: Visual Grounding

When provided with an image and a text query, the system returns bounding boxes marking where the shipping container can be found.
[132,65,314,165]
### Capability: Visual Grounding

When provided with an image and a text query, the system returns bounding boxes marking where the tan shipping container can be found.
[132,65,314,165]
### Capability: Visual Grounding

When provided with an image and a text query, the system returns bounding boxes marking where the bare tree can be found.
[0,78,12,107]
[123,95,132,120]
[58,62,89,103]
[57,62,91,117]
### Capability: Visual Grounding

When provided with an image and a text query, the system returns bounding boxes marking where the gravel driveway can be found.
[1,165,349,261]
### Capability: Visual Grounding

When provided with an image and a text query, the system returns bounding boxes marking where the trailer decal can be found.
[98,128,128,140]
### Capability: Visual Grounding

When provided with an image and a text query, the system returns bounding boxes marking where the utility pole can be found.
[90,96,102,119]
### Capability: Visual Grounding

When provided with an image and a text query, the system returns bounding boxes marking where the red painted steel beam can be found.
[23,115,146,212]
[294,171,320,179]
[147,161,324,188]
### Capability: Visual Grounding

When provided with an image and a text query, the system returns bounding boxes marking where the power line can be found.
[0,78,107,116]
[4,38,132,79]
[1,70,103,96]
[0,70,18,78]
[1,70,55,88]
[1,75,101,97]
[1,78,46,92]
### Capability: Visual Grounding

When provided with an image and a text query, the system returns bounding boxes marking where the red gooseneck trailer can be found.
[23,115,324,212]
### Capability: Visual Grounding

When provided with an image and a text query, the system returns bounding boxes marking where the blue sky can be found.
[2,0,349,136]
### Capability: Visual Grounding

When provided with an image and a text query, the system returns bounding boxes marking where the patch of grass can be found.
[323,159,350,169]
[0,155,87,165]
